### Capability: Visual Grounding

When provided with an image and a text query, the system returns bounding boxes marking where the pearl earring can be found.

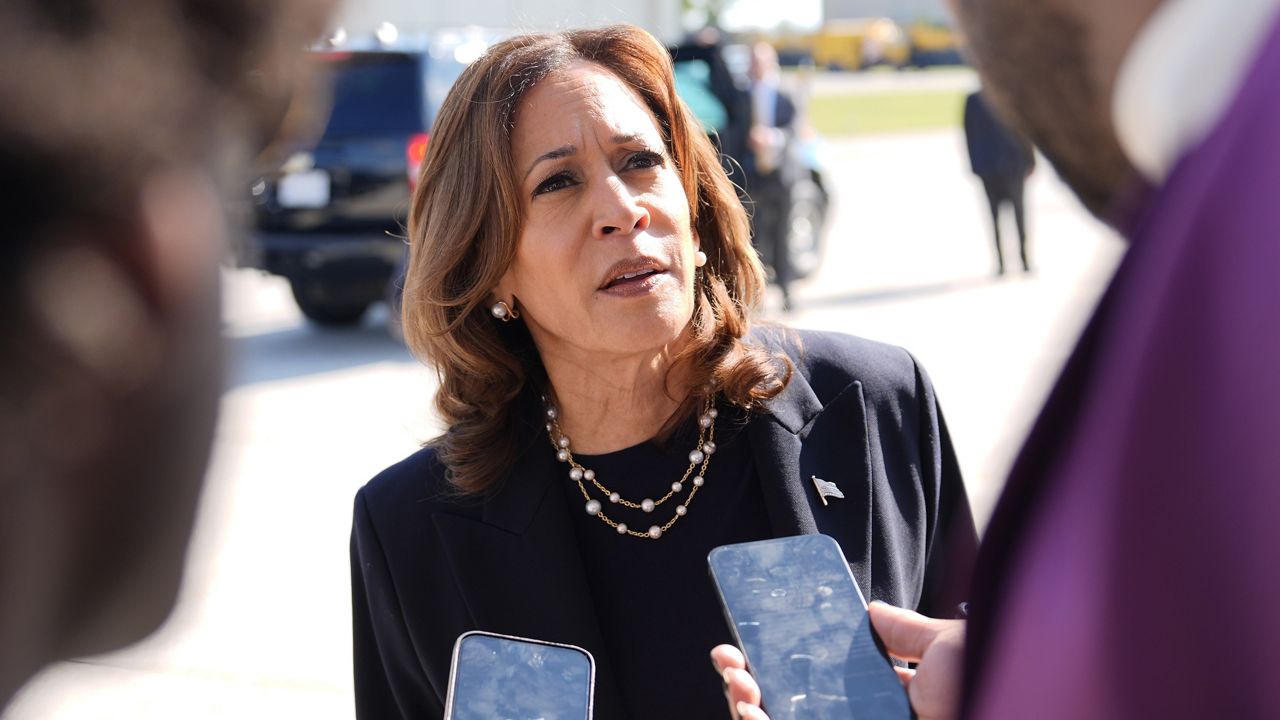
[490,300,519,322]
[694,250,707,268]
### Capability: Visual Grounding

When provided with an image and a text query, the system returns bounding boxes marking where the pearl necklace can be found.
[544,399,718,540]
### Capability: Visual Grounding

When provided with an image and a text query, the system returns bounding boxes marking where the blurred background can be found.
[4,0,1120,717]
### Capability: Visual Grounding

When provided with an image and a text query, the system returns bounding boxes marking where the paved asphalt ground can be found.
[4,128,1122,719]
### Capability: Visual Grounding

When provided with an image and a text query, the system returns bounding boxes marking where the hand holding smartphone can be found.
[445,631,594,720]
[708,535,913,720]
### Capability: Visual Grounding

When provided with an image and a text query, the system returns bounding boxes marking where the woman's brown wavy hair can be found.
[401,24,790,495]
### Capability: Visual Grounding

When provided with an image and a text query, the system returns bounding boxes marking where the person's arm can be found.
[911,354,979,620]
[963,94,981,170]
[1019,134,1037,175]
[774,90,797,130]
[351,489,444,719]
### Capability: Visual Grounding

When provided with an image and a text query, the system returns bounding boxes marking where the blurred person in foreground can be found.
[743,41,800,312]
[963,90,1035,275]
[350,24,977,719]
[722,0,1280,717]
[0,0,328,710]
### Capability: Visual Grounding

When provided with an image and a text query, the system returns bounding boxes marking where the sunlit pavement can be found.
[3,129,1120,719]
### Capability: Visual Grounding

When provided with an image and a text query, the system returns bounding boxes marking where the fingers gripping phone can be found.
[444,631,595,720]
[708,535,913,720]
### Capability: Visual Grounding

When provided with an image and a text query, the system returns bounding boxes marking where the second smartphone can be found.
[708,534,913,720]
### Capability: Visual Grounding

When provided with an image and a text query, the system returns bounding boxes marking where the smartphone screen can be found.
[445,631,595,720]
[708,534,912,720]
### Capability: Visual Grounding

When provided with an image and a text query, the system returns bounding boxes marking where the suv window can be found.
[320,53,424,136]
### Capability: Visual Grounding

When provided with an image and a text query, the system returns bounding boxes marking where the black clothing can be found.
[566,407,770,718]
[350,329,978,719]
[980,175,1029,273]
[965,92,1035,273]
[963,92,1034,179]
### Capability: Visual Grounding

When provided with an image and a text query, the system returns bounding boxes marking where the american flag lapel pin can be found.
[811,475,845,507]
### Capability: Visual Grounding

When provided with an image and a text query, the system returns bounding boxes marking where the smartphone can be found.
[708,534,913,720]
[444,631,595,720]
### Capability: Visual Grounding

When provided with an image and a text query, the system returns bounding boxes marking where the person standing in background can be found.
[963,90,1035,275]
[0,0,329,711]
[744,42,799,311]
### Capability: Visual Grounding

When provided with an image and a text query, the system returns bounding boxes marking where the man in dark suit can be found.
[0,0,329,711]
[963,90,1036,275]
[744,42,800,311]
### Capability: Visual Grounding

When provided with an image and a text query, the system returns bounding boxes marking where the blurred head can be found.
[402,25,786,495]
[948,0,1162,217]
[0,0,329,703]
[749,42,780,83]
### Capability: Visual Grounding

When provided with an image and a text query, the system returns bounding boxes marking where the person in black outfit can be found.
[964,90,1036,274]
[351,25,977,719]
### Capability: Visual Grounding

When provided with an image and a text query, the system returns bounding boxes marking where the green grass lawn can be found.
[809,90,967,136]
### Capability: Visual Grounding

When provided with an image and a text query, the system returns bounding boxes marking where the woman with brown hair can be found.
[350,24,976,718]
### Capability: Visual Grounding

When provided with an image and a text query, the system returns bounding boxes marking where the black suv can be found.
[247,33,492,325]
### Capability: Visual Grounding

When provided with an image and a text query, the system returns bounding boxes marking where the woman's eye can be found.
[533,172,575,196]
[627,150,664,170]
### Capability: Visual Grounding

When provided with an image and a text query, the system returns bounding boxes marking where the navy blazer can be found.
[963,91,1034,179]
[351,329,977,719]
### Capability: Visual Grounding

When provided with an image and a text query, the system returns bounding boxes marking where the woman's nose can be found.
[593,177,650,238]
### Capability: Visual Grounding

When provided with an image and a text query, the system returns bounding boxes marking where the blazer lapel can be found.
[749,372,821,537]
[432,418,628,719]
[750,365,877,595]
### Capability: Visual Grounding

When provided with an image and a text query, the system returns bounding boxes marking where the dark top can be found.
[566,405,770,718]
[351,329,978,719]
[963,91,1034,179]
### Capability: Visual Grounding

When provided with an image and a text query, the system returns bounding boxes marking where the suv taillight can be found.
[407,133,429,190]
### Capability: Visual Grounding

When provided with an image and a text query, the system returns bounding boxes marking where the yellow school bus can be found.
[905,21,965,66]
[812,18,909,71]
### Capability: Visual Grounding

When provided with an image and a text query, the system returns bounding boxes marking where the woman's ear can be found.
[491,263,521,307]
[23,242,162,394]
[135,169,226,312]
[29,168,227,393]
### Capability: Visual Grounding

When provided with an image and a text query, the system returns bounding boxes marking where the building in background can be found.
[822,0,948,24]
[333,0,684,44]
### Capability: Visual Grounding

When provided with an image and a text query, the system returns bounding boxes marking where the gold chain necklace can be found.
[544,398,718,540]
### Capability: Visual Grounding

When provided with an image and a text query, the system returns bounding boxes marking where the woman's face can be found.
[499,60,699,364]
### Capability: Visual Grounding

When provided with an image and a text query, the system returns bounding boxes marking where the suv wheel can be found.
[290,278,372,326]
[788,174,828,281]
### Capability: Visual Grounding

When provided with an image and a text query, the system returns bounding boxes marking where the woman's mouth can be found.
[601,268,667,296]
[598,258,670,296]
[603,268,659,289]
